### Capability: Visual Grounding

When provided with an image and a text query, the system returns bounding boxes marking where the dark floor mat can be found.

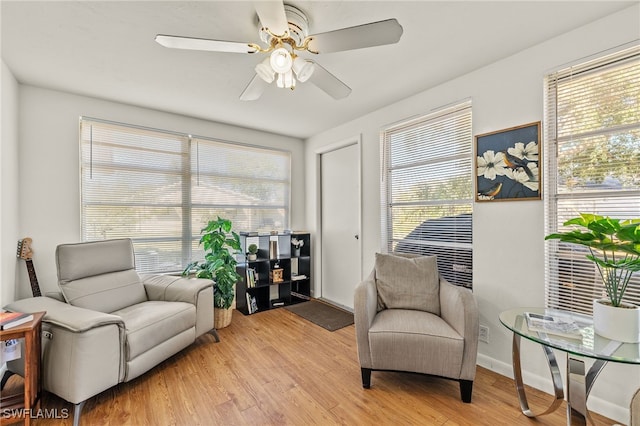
[284,300,354,331]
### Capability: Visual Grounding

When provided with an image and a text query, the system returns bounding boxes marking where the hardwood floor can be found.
[5,307,618,425]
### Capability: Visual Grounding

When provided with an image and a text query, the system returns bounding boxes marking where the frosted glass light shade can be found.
[255,57,275,83]
[276,70,295,89]
[293,57,315,82]
[270,48,293,73]
[284,70,295,88]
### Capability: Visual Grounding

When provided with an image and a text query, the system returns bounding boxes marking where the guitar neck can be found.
[25,259,42,297]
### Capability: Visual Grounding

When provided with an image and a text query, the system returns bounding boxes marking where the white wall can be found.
[14,85,305,300]
[1,60,19,307]
[304,5,639,424]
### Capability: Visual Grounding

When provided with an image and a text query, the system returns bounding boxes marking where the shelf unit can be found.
[236,232,311,315]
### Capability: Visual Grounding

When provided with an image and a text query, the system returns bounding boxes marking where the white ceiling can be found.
[1,1,635,139]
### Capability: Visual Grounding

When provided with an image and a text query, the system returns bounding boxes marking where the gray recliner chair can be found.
[4,238,214,425]
[354,253,479,402]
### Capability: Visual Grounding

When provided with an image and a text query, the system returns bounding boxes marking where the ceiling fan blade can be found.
[308,62,351,100]
[254,1,288,37]
[307,19,403,54]
[155,34,257,54]
[239,74,268,101]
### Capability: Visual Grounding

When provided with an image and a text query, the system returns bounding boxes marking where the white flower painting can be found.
[476,150,507,180]
[475,122,541,201]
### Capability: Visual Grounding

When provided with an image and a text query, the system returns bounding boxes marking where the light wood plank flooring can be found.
[5,307,618,425]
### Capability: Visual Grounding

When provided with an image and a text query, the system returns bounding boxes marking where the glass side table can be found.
[499,307,640,425]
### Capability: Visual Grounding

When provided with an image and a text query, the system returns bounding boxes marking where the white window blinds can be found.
[80,118,291,273]
[381,101,473,287]
[544,45,640,314]
[189,137,291,261]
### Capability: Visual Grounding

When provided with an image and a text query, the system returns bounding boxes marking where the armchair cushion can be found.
[56,239,148,312]
[374,253,440,314]
[369,309,464,377]
[112,301,195,360]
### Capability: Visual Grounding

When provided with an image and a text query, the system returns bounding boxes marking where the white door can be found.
[320,142,361,310]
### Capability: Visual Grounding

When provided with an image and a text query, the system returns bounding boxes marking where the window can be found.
[80,118,291,273]
[381,101,473,287]
[544,45,640,314]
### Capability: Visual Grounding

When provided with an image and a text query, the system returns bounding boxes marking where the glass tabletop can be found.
[499,307,640,364]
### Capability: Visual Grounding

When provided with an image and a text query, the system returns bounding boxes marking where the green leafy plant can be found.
[545,213,640,307]
[183,217,242,310]
[248,244,258,255]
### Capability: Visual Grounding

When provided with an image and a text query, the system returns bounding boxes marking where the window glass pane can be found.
[80,119,291,273]
[382,102,473,288]
[545,46,640,314]
[191,137,290,235]
[390,159,473,203]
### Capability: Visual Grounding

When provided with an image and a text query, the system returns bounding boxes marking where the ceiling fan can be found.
[155,1,403,101]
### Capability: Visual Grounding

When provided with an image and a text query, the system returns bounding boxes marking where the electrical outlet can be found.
[479,325,489,343]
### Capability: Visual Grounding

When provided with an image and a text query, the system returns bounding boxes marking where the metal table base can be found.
[512,331,610,425]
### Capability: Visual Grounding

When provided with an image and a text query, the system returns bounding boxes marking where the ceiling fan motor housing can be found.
[259,4,310,48]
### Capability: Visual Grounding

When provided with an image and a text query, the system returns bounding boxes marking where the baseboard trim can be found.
[476,353,628,424]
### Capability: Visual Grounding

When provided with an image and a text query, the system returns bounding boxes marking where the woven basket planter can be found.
[214,307,233,329]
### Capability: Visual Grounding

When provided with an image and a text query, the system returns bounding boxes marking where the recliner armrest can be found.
[141,274,213,304]
[141,274,214,337]
[4,296,123,332]
[4,296,126,402]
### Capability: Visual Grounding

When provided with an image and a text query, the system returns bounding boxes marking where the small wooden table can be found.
[0,311,45,426]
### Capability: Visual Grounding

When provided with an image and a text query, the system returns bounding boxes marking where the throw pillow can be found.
[375,253,440,315]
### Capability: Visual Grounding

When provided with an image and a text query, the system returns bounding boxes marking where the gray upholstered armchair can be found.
[354,253,479,402]
[3,238,214,425]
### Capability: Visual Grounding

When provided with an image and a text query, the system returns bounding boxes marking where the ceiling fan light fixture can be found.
[276,70,296,89]
[292,57,315,83]
[270,47,293,74]
[255,57,275,83]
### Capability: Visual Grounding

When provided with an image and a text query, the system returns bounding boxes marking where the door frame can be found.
[315,134,363,308]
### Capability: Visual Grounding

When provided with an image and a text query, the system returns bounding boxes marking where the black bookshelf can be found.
[236,232,311,315]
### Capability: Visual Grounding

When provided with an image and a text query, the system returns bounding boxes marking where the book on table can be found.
[524,312,583,340]
[0,311,34,330]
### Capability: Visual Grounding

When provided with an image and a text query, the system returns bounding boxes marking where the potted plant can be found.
[545,213,640,342]
[183,217,242,329]
[247,243,258,261]
[291,237,304,257]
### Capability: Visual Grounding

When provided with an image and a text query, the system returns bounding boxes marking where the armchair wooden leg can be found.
[361,368,372,389]
[460,380,473,403]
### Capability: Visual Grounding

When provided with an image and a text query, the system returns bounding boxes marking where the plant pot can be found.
[592,299,640,343]
[214,307,233,329]
[294,248,301,257]
[247,253,257,261]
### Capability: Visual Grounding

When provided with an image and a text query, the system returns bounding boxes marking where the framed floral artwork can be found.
[475,121,541,202]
